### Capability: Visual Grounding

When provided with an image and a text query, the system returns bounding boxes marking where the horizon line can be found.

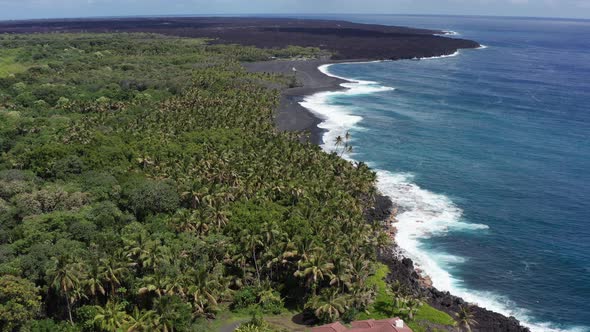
[1,13,589,23]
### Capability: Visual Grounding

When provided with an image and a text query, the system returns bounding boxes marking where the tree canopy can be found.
[0,33,386,331]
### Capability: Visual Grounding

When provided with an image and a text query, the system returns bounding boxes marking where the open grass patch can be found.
[359,263,455,332]
[357,263,394,320]
[0,49,28,77]
[408,304,456,332]
[414,303,455,325]
[191,306,253,332]
[197,308,309,332]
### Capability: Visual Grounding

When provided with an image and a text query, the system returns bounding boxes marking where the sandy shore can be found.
[244,59,349,144]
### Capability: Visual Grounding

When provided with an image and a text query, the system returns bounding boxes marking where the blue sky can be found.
[1,0,589,20]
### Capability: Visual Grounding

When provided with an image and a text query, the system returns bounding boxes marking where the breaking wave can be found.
[299,59,587,332]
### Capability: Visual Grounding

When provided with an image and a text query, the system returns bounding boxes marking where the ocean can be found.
[299,15,590,332]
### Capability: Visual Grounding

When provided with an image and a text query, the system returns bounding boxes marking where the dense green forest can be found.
[0,33,396,331]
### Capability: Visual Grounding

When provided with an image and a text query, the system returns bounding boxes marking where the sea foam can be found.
[300,65,394,154]
[300,59,586,332]
[435,30,460,37]
[419,50,460,60]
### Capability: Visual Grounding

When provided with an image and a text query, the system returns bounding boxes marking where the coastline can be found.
[246,56,530,332]
[244,59,349,144]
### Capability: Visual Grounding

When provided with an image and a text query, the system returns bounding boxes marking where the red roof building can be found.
[311,318,413,332]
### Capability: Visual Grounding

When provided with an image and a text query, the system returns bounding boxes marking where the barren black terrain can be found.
[0,17,480,59]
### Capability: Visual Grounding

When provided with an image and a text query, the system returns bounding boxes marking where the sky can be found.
[0,0,589,20]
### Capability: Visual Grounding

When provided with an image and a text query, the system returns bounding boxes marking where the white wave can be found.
[376,169,587,332]
[375,169,488,290]
[299,62,588,332]
[435,30,460,36]
[301,64,394,153]
[419,50,460,60]
[478,44,489,49]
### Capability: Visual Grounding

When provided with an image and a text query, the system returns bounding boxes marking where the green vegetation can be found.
[234,314,286,332]
[0,33,386,331]
[413,304,456,328]
[0,275,41,331]
[0,32,458,332]
[455,305,478,332]
[0,49,28,77]
[358,263,455,332]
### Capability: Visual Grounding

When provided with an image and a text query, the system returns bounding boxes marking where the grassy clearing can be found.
[414,304,455,325]
[409,304,456,332]
[204,263,455,331]
[197,308,310,332]
[357,263,394,320]
[359,263,455,332]
[265,314,311,332]
[191,307,252,331]
[0,49,27,77]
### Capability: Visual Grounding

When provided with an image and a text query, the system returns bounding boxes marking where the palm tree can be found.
[334,135,343,148]
[138,272,171,298]
[329,256,352,291]
[180,184,202,209]
[294,253,335,296]
[242,232,263,285]
[136,154,154,169]
[392,293,407,317]
[153,295,191,332]
[193,217,212,235]
[349,285,376,311]
[84,260,106,301]
[187,266,221,318]
[306,288,349,323]
[47,256,86,324]
[344,144,353,155]
[125,307,159,332]
[389,280,407,297]
[140,244,171,272]
[347,255,371,287]
[123,231,152,273]
[403,297,423,320]
[333,131,352,156]
[169,209,198,233]
[455,305,478,332]
[206,206,230,229]
[99,256,128,296]
[94,301,130,332]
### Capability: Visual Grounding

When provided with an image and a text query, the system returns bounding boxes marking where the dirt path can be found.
[218,320,246,332]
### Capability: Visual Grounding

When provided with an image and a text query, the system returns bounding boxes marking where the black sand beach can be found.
[244,59,347,144]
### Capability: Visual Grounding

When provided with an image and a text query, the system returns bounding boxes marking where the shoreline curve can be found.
[244,45,533,332]
[293,57,568,332]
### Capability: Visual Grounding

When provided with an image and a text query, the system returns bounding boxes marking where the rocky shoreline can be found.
[370,195,529,332]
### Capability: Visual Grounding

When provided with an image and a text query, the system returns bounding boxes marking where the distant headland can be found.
[0,17,480,60]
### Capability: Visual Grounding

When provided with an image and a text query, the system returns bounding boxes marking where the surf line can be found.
[299,49,573,332]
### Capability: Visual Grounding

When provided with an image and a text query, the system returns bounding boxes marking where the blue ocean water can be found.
[300,16,590,332]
